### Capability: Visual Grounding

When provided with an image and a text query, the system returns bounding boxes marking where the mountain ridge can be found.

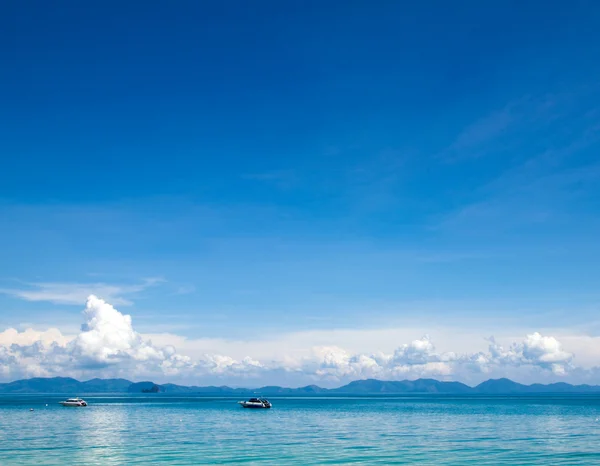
[1,376,599,395]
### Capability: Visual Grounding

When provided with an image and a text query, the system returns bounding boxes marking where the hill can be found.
[1,376,598,395]
[333,378,473,394]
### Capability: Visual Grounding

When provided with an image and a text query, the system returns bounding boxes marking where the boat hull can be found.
[239,401,271,409]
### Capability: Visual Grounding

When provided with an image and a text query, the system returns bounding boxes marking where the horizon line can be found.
[2,375,598,391]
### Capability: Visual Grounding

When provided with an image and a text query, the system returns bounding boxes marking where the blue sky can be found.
[1,1,600,385]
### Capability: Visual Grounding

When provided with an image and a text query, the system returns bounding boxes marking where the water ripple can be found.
[1,395,599,464]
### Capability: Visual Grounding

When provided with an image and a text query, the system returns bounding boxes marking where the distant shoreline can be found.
[2,376,600,395]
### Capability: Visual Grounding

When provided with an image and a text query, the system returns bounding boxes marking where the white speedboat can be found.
[238,398,272,409]
[59,398,88,407]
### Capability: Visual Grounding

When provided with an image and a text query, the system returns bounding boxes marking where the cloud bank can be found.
[0,296,594,385]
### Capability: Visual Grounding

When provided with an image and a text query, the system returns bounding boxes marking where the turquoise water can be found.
[1,395,600,465]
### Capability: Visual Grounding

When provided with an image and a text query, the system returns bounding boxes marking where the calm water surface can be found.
[1,395,599,465]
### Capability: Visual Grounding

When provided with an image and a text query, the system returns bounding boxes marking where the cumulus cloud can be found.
[0,296,272,382]
[306,337,457,381]
[0,296,191,379]
[487,332,573,375]
[0,327,71,347]
[66,295,190,372]
[196,355,264,377]
[0,296,590,385]
[309,346,383,379]
[305,333,576,383]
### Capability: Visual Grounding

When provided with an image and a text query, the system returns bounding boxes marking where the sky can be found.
[1,1,600,387]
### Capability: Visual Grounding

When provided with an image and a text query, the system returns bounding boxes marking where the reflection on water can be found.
[0,395,599,465]
[74,405,128,465]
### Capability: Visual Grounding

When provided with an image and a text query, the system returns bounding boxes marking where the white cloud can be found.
[196,355,264,377]
[0,296,597,385]
[0,278,163,306]
[392,335,437,365]
[305,337,457,381]
[487,332,573,375]
[310,346,382,379]
[0,327,72,347]
[69,295,183,369]
[0,296,273,382]
[0,295,193,380]
[303,333,578,383]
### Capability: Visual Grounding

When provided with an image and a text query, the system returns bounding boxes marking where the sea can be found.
[1,394,599,465]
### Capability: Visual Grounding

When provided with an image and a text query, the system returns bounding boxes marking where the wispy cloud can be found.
[440,89,597,162]
[434,88,600,233]
[0,278,163,306]
[448,104,515,155]
[173,285,196,295]
[240,170,297,189]
[437,160,600,234]
[413,251,492,263]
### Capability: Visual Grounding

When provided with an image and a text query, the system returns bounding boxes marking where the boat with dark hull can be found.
[238,398,271,408]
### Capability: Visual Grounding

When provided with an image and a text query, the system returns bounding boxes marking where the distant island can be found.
[1,376,599,395]
[141,384,161,393]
